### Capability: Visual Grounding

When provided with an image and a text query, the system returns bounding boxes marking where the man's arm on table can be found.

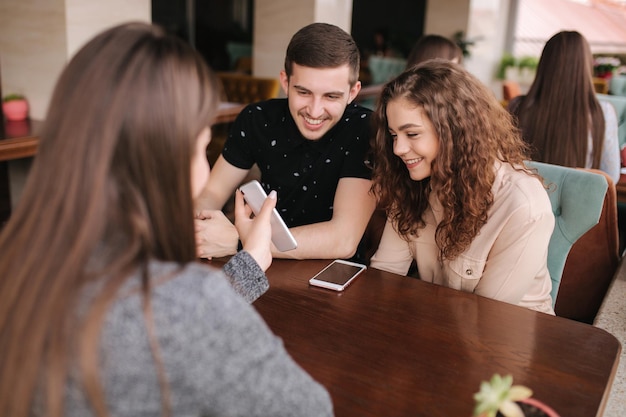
[274,177,377,260]
[196,160,377,261]
[196,155,250,210]
[195,156,250,259]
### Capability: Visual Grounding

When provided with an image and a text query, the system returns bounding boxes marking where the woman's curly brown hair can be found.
[371,60,531,261]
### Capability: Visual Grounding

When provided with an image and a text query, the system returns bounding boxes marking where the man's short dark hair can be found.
[284,22,360,86]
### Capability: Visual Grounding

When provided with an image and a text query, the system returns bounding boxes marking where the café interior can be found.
[1,0,626,415]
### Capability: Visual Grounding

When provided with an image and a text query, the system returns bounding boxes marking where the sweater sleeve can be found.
[222,250,269,303]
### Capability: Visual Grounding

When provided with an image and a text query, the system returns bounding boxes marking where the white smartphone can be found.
[238,180,298,252]
[309,259,367,291]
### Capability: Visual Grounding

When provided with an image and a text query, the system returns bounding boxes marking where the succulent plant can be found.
[473,374,533,417]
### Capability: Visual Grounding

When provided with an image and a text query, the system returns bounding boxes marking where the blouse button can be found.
[466,269,473,276]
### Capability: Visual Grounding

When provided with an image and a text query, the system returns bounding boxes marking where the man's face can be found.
[280,63,361,141]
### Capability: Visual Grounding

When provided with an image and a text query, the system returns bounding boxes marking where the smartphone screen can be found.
[309,260,366,291]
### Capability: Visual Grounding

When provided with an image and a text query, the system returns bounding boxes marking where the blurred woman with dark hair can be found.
[406,34,463,69]
[508,31,620,184]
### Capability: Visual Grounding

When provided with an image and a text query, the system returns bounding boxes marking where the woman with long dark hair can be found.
[508,31,620,184]
[0,22,332,417]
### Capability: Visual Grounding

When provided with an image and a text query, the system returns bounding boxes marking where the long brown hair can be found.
[0,22,218,417]
[511,31,605,169]
[406,34,463,69]
[371,60,530,260]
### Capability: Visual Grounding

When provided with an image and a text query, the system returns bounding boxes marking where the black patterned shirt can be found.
[222,99,372,227]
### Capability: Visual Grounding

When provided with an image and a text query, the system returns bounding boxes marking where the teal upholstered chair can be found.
[226,42,252,71]
[597,93,626,149]
[367,56,407,85]
[525,161,608,305]
[556,169,620,323]
[609,74,626,97]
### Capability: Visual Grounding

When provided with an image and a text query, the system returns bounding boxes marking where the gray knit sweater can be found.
[64,251,333,416]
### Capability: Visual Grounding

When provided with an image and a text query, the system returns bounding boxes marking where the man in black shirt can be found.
[196,23,376,261]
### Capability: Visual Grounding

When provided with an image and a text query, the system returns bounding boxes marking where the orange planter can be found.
[2,99,29,121]
[519,398,560,417]
[475,398,560,417]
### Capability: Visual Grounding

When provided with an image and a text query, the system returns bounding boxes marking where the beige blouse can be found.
[370,162,555,314]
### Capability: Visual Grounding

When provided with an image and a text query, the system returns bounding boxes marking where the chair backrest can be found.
[216,72,280,104]
[609,74,626,96]
[525,161,608,304]
[502,80,521,101]
[592,77,609,94]
[555,169,620,323]
[225,42,252,71]
[597,93,626,149]
[367,56,407,85]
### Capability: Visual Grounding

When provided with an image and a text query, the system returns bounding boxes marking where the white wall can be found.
[424,0,471,39]
[0,0,67,121]
[65,0,151,58]
[314,0,353,33]
[0,0,150,120]
[465,0,514,97]
[421,0,515,98]
[253,0,353,80]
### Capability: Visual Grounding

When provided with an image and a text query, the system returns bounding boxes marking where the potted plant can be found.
[497,54,517,80]
[2,94,29,121]
[498,54,539,85]
[473,374,560,417]
[453,30,476,58]
[517,56,539,84]
[594,56,621,79]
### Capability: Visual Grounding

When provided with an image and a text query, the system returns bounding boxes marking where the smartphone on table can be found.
[238,180,298,252]
[309,259,367,291]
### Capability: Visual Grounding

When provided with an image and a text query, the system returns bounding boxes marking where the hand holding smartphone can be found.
[309,259,367,291]
[239,180,298,252]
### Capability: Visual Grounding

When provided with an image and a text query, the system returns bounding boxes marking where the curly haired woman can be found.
[369,60,555,314]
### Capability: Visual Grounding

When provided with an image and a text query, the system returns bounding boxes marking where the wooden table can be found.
[214,101,246,125]
[0,118,44,222]
[0,118,43,162]
[0,103,246,224]
[0,103,245,162]
[354,83,383,109]
[239,259,621,417]
[356,83,383,101]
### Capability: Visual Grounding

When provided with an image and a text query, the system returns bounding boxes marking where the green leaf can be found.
[499,399,525,417]
[473,374,532,417]
[3,94,25,102]
[509,385,533,401]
